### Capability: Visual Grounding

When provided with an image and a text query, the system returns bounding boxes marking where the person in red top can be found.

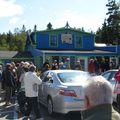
[88,59,95,74]
[115,65,120,82]
[114,65,120,113]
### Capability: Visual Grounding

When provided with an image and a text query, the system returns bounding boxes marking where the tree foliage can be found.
[47,22,52,30]
[95,0,120,45]
[0,25,27,51]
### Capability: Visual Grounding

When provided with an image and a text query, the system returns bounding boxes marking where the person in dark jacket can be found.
[2,63,15,106]
[74,60,82,70]
[81,76,120,120]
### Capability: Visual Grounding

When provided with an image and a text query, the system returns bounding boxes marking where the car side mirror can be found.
[49,79,53,83]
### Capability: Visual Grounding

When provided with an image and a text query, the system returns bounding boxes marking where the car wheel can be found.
[47,97,54,116]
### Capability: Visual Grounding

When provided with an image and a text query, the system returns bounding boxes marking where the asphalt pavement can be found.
[0,90,81,120]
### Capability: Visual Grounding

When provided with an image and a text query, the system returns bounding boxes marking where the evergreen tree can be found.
[21,25,26,32]
[101,19,110,44]
[47,22,52,30]
[95,0,120,45]
[95,27,102,43]
[33,24,37,32]
[7,30,14,50]
[106,0,120,44]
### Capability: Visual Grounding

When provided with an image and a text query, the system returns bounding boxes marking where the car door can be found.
[109,71,117,102]
[109,71,117,85]
[38,72,50,103]
[102,70,117,102]
[41,72,53,104]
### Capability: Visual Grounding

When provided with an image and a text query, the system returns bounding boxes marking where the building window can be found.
[75,36,82,48]
[50,35,58,47]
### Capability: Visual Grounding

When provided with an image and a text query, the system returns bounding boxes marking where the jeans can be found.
[4,86,12,102]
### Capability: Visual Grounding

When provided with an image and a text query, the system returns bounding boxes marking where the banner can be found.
[61,34,72,44]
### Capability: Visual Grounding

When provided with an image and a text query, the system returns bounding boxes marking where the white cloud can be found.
[9,17,20,24]
[53,10,103,32]
[21,19,27,24]
[0,0,24,17]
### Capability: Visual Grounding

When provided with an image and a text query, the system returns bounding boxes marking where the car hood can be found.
[60,82,84,86]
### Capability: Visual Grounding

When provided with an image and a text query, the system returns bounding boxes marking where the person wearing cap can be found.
[24,65,43,120]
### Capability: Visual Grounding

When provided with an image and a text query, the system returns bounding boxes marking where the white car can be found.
[101,69,118,103]
[38,70,90,116]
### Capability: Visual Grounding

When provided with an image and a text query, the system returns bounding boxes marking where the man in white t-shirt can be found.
[24,65,43,120]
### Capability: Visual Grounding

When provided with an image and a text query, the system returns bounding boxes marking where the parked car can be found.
[101,69,118,103]
[38,70,90,116]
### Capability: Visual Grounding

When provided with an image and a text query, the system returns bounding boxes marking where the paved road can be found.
[0,92,119,120]
[0,91,82,120]
[38,104,82,120]
[0,102,81,120]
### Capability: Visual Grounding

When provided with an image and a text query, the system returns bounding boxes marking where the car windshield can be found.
[57,72,90,83]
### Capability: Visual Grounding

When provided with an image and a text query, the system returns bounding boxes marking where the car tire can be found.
[47,97,54,116]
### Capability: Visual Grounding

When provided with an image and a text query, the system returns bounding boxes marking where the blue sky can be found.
[0,0,116,33]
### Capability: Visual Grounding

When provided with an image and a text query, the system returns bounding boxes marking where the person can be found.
[0,65,3,95]
[81,76,120,120]
[17,65,29,116]
[16,61,24,92]
[11,62,17,98]
[59,62,66,69]
[62,58,71,69]
[94,59,100,75]
[41,63,50,78]
[114,65,120,113]
[2,63,16,106]
[88,59,95,74]
[24,65,44,120]
[74,61,82,70]
[51,60,58,70]
[42,58,50,68]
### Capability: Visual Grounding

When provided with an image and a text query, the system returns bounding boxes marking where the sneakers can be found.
[4,102,12,106]
[22,116,29,120]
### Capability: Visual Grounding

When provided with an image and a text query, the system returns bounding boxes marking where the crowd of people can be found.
[0,58,120,120]
[41,58,117,76]
[41,58,82,74]
[88,58,117,75]
[0,61,44,120]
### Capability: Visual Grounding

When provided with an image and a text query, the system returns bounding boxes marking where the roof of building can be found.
[35,49,116,56]
[33,22,94,35]
[0,51,33,59]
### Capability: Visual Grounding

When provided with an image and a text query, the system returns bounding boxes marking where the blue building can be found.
[25,23,120,71]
